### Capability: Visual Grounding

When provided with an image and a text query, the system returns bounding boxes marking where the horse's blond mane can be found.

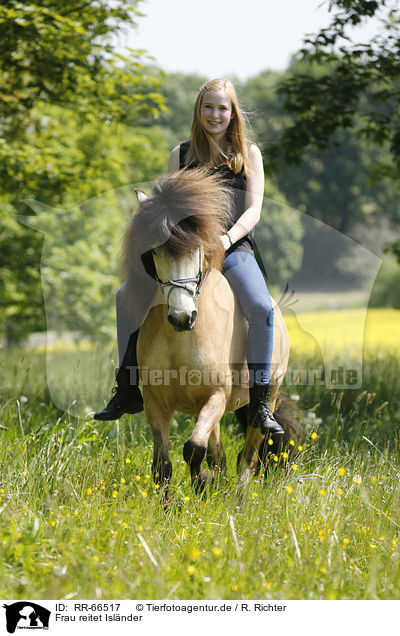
[123,168,232,280]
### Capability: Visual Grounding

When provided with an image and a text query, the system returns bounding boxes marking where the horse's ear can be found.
[134,189,148,203]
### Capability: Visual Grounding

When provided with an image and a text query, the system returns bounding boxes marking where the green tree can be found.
[273,0,400,172]
[157,72,207,147]
[0,1,164,128]
[0,1,167,344]
[256,181,304,287]
[3,104,168,344]
[269,0,400,262]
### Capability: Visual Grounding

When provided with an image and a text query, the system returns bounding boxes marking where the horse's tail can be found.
[273,395,303,444]
[235,394,303,444]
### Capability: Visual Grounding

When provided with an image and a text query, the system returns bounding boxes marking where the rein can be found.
[154,250,209,304]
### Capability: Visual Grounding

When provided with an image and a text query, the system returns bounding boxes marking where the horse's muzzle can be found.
[168,308,198,332]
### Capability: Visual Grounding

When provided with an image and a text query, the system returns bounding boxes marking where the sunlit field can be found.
[285,308,400,357]
[0,309,399,599]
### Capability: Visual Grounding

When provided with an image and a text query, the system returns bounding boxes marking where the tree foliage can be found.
[0,1,165,126]
[0,1,167,343]
[157,72,207,147]
[253,1,400,271]
[272,0,400,180]
[255,182,304,288]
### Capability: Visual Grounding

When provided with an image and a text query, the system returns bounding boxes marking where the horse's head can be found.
[151,244,204,331]
[125,168,232,332]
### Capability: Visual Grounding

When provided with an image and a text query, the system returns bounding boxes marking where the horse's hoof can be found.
[191,469,215,495]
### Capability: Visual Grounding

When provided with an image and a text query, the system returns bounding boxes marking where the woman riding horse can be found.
[118,168,290,492]
[94,78,284,441]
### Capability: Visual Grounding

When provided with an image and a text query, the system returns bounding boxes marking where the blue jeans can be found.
[222,250,274,383]
[117,250,274,383]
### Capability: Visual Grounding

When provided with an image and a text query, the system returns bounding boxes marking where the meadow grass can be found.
[0,308,400,600]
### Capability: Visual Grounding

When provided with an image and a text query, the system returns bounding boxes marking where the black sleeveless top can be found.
[179,140,254,254]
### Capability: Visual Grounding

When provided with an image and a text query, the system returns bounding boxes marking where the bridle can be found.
[153,248,210,305]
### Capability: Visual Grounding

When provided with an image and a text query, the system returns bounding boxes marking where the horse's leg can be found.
[237,383,282,492]
[206,425,226,476]
[144,397,173,498]
[237,426,265,493]
[183,391,226,492]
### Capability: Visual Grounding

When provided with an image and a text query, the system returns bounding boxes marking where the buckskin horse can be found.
[122,168,291,494]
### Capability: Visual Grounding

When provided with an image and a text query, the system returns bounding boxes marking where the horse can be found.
[122,167,291,494]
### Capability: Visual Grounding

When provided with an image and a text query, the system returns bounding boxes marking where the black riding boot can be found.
[94,368,143,420]
[248,382,284,438]
[94,331,143,421]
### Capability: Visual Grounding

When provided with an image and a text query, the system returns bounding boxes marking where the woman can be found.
[94,78,283,438]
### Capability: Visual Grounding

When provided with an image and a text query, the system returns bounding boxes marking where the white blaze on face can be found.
[153,246,202,328]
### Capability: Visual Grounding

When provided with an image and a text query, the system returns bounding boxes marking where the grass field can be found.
[0,308,400,600]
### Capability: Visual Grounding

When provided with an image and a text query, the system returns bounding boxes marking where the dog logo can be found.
[3,602,50,633]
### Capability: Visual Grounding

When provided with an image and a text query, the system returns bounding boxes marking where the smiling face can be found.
[199,89,233,141]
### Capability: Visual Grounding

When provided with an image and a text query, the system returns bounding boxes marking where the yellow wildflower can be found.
[212,547,222,558]
[188,547,200,561]
[338,467,345,476]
